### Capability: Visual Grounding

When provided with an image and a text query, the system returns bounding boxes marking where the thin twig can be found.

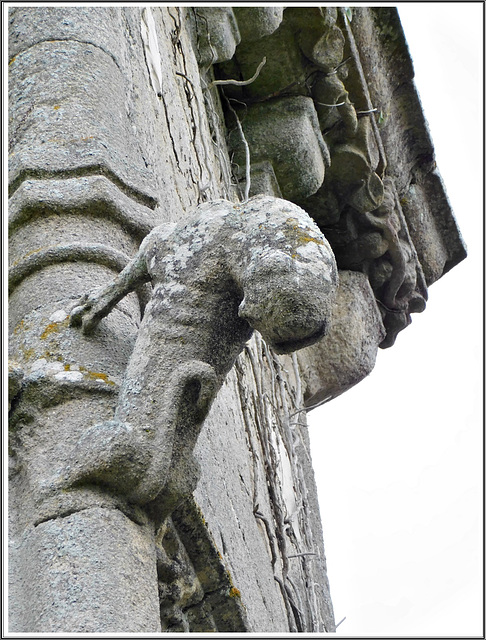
[224,96,251,201]
[205,57,266,90]
[336,616,347,629]
[294,395,334,414]
[315,100,346,108]
[325,56,352,76]
[356,107,378,115]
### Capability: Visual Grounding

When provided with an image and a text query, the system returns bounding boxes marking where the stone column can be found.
[8,6,220,631]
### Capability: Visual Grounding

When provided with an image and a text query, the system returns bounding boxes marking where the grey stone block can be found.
[298,270,386,406]
[248,160,282,198]
[9,40,156,203]
[230,14,306,101]
[193,8,240,67]
[229,97,330,201]
[233,7,283,43]
[8,6,128,66]
[402,172,467,285]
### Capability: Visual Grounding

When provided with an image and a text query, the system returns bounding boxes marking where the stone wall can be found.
[8,6,465,633]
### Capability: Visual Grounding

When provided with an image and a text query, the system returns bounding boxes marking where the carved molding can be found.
[208,6,465,348]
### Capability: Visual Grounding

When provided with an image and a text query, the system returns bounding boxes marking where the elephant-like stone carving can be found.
[67,195,338,522]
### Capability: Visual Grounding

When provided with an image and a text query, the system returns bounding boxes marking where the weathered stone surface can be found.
[229,97,330,202]
[195,334,336,632]
[402,171,466,285]
[63,196,337,519]
[8,6,129,64]
[249,160,282,199]
[230,15,307,101]
[8,6,248,633]
[8,40,156,203]
[9,508,160,633]
[233,7,283,43]
[297,270,385,406]
[192,7,240,67]
[8,361,23,411]
[217,6,465,347]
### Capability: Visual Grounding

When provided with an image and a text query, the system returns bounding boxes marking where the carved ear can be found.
[169,361,218,419]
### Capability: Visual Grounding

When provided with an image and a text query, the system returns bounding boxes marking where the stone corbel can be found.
[193,7,284,69]
[228,96,330,202]
[297,270,386,406]
[64,196,338,523]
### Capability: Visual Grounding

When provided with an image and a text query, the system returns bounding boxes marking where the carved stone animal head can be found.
[234,196,338,354]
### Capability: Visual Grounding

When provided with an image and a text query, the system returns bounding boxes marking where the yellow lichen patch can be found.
[295,231,324,246]
[53,105,61,110]
[9,56,17,66]
[64,363,71,371]
[83,371,115,386]
[40,317,69,340]
[284,219,325,249]
[40,323,61,340]
[228,586,241,599]
[14,319,30,335]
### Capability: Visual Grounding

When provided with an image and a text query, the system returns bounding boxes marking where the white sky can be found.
[308,3,484,636]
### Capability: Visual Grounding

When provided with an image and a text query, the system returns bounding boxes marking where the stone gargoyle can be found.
[67,195,338,522]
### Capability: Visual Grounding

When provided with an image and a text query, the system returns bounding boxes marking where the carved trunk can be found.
[8,6,465,633]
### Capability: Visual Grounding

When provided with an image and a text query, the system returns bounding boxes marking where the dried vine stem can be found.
[205,55,268,202]
[224,95,251,201]
[234,359,265,517]
[315,100,346,108]
[175,71,213,199]
[245,338,297,627]
[203,87,234,199]
[205,56,266,90]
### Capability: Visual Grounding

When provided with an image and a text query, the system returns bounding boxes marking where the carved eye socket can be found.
[271,321,328,354]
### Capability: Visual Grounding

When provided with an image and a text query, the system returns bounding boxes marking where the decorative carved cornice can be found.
[200,6,465,347]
